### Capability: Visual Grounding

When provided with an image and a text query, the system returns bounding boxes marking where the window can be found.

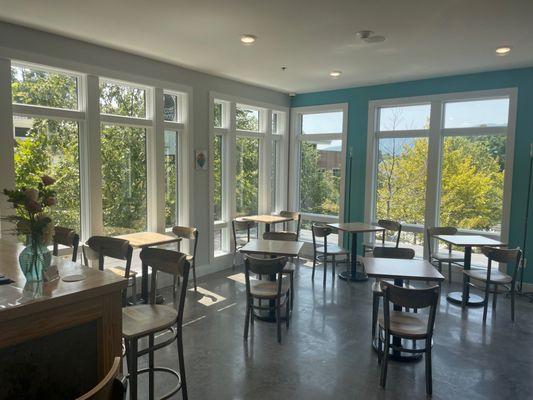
[211,95,288,257]
[100,80,146,118]
[164,93,178,122]
[11,64,83,235]
[367,91,515,259]
[290,105,347,245]
[164,130,178,228]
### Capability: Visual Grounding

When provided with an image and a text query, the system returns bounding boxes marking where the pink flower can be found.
[25,188,39,201]
[44,197,56,206]
[41,175,56,186]
[25,199,43,213]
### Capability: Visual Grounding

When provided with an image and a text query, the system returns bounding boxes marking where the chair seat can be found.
[464,269,512,284]
[282,262,296,273]
[378,310,428,339]
[431,250,464,262]
[122,304,178,339]
[250,279,290,299]
[372,281,416,294]
[316,244,349,255]
[109,266,137,279]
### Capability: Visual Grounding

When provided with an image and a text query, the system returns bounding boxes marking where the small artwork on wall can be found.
[195,149,208,170]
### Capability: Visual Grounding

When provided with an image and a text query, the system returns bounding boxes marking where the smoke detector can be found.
[356,30,386,43]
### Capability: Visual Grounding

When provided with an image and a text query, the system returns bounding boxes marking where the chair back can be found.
[263,231,298,241]
[280,211,301,238]
[377,219,402,247]
[373,246,415,260]
[380,282,439,337]
[172,226,198,263]
[140,248,190,316]
[53,226,80,262]
[232,219,257,251]
[426,226,458,256]
[76,357,126,400]
[312,223,332,253]
[244,255,287,276]
[84,236,133,274]
[481,246,523,282]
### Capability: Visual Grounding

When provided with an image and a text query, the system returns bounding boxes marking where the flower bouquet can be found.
[2,175,56,282]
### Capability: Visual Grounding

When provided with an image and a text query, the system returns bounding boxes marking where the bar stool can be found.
[53,226,80,262]
[123,248,190,400]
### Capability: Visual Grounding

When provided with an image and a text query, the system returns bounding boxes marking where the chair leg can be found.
[177,332,188,400]
[425,340,433,395]
[483,282,490,323]
[492,284,498,309]
[173,275,177,299]
[448,261,452,284]
[149,333,155,400]
[511,286,516,322]
[437,260,442,273]
[285,297,290,329]
[290,272,294,312]
[380,333,389,388]
[244,300,251,340]
[323,258,327,287]
[332,255,336,281]
[131,278,137,306]
[277,299,282,343]
[312,256,316,280]
[128,338,138,400]
[372,293,379,342]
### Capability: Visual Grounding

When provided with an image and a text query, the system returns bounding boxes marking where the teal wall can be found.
[291,67,533,281]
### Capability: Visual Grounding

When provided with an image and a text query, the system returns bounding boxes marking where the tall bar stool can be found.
[53,226,80,262]
[172,226,199,293]
[277,211,301,239]
[427,227,465,283]
[82,236,134,306]
[123,248,190,400]
[311,223,349,286]
[363,219,402,255]
[232,219,257,267]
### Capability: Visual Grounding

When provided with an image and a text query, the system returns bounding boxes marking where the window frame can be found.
[365,88,517,259]
[289,103,348,248]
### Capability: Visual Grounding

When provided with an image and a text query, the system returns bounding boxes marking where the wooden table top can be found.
[433,234,506,247]
[0,237,127,321]
[239,239,303,257]
[114,231,181,248]
[363,257,444,281]
[328,222,385,233]
[241,215,293,225]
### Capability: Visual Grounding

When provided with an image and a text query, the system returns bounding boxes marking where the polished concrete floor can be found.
[130,259,533,399]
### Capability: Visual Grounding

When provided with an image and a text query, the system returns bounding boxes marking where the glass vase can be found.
[19,238,52,282]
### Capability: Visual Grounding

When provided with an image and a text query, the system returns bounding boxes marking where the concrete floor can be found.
[129,259,533,399]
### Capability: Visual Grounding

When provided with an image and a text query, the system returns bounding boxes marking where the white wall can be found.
[0,22,290,272]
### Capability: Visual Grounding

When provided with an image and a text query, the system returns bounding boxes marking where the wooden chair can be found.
[76,357,127,400]
[427,227,465,283]
[243,255,290,343]
[232,219,257,267]
[172,226,199,292]
[82,236,134,306]
[311,223,349,287]
[363,219,402,255]
[263,231,297,311]
[371,247,415,343]
[53,226,80,262]
[277,211,301,240]
[463,246,522,322]
[123,248,190,400]
[378,282,439,395]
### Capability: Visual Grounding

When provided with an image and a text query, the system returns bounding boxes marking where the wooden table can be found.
[434,234,506,306]
[327,222,385,282]
[0,238,127,398]
[115,232,181,304]
[241,214,293,232]
[364,256,444,362]
[240,239,303,322]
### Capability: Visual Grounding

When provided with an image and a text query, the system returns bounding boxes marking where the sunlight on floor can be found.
[226,273,246,284]
[190,286,226,306]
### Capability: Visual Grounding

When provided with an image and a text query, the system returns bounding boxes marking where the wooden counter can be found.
[0,237,128,399]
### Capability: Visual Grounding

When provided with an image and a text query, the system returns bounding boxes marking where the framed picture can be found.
[195,149,208,170]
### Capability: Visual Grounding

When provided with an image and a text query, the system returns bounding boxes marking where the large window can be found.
[290,105,347,244]
[367,91,515,259]
[211,95,288,257]
[11,64,83,234]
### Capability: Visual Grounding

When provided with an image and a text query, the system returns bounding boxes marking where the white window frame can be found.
[289,103,348,250]
[365,88,517,259]
[209,92,289,261]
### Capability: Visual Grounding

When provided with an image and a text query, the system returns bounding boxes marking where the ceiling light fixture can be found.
[330,70,342,78]
[356,30,386,43]
[240,34,257,45]
[495,46,512,56]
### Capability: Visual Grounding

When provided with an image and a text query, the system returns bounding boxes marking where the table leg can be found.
[446,245,484,306]
[372,278,423,362]
[142,262,149,304]
[265,223,271,233]
[338,232,368,282]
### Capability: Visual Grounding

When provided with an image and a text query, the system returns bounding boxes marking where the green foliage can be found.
[236,136,259,216]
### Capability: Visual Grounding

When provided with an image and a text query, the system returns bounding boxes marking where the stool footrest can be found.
[127,366,182,400]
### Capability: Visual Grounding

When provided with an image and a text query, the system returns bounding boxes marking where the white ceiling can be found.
[1,0,532,94]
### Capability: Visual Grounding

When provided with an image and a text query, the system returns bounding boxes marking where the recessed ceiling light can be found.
[495,46,512,56]
[240,34,257,45]
[330,70,342,78]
